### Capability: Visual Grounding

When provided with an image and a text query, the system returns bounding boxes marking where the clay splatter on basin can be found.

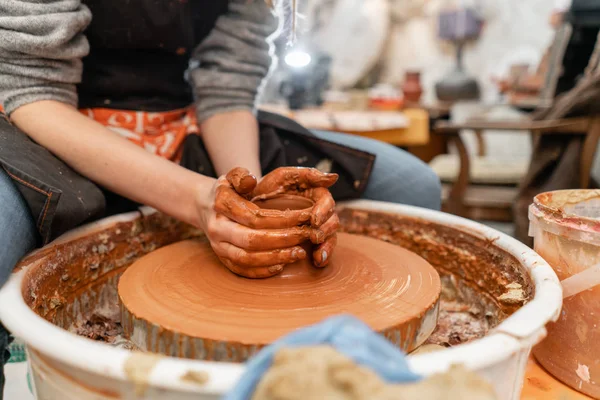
[20,208,533,359]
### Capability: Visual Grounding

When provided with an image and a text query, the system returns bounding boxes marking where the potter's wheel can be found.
[118,232,441,361]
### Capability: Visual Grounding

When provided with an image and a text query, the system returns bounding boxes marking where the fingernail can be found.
[292,248,306,260]
[268,265,283,273]
[320,250,328,262]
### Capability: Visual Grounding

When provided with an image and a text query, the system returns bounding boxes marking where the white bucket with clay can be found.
[0,200,562,400]
[529,190,600,398]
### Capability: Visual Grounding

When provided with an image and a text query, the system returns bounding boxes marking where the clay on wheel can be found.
[118,233,441,362]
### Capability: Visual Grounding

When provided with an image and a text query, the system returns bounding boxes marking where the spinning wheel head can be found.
[118,233,441,362]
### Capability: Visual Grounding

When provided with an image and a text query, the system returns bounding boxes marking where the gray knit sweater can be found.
[0,0,279,122]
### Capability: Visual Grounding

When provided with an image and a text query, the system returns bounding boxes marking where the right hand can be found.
[196,170,336,279]
[249,167,340,268]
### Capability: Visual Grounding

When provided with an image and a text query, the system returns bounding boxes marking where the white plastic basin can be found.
[0,200,562,400]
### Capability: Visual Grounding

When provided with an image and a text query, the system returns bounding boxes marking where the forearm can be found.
[11,100,213,227]
[190,0,277,180]
[201,110,262,178]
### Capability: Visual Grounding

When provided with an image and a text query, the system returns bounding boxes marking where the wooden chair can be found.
[430,25,600,222]
[435,117,600,221]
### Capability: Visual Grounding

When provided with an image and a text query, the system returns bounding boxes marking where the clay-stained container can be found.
[0,200,562,400]
[529,190,600,398]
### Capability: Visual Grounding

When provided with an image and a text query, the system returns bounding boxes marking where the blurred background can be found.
[258,0,600,241]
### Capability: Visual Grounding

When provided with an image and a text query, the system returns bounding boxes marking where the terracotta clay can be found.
[216,194,319,278]
[253,195,315,211]
[118,232,441,361]
[213,167,339,277]
[250,167,339,228]
[216,180,339,278]
[221,166,339,228]
[253,195,339,269]
[214,177,312,230]
[226,167,258,195]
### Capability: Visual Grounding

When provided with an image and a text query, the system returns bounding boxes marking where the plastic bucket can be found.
[529,190,600,398]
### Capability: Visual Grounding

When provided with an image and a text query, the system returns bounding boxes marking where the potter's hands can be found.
[241,166,340,268]
[197,169,338,278]
[251,167,338,228]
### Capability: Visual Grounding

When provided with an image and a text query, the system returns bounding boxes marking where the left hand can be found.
[227,167,340,268]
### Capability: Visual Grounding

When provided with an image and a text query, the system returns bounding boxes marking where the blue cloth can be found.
[225,315,421,400]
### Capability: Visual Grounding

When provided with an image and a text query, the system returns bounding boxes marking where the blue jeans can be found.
[314,130,441,210]
[0,170,37,399]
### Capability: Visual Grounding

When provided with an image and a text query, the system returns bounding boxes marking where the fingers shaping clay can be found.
[118,233,441,362]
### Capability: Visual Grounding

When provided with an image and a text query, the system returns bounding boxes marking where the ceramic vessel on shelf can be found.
[402,71,423,104]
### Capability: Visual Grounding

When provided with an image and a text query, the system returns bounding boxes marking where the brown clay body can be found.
[226,167,258,195]
[215,167,340,278]
[253,195,315,211]
[118,232,441,360]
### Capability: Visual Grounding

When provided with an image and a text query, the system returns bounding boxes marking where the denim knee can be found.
[413,166,442,211]
[377,164,441,210]
[0,170,37,287]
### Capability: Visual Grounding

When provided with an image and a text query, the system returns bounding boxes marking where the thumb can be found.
[226,167,258,195]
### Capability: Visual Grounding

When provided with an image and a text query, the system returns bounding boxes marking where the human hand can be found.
[250,167,338,226]
[196,168,338,278]
[248,167,340,268]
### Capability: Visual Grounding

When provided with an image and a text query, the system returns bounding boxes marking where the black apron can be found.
[0,0,375,246]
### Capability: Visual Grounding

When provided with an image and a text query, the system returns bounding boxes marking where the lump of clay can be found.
[252,346,497,400]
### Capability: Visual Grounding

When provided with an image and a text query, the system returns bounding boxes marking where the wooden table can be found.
[259,105,430,147]
[327,108,430,147]
[522,358,592,400]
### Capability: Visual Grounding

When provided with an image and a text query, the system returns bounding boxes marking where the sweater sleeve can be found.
[189,0,279,123]
[0,0,92,115]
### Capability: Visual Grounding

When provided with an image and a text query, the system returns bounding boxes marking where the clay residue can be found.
[180,370,210,386]
[123,352,164,396]
[24,208,533,357]
[338,208,534,316]
[424,274,496,347]
[426,300,491,347]
[21,211,200,325]
[71,311,120,342]
[497,283,526,304]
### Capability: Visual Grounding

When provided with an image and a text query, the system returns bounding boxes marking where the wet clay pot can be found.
[224,194,316,278]
[253,194,314,212]
[402,71,424,104]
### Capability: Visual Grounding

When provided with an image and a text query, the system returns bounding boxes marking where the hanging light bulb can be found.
[284,50,312,68]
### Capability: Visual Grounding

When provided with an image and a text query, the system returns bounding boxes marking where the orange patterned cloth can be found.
[80,107,199,161]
